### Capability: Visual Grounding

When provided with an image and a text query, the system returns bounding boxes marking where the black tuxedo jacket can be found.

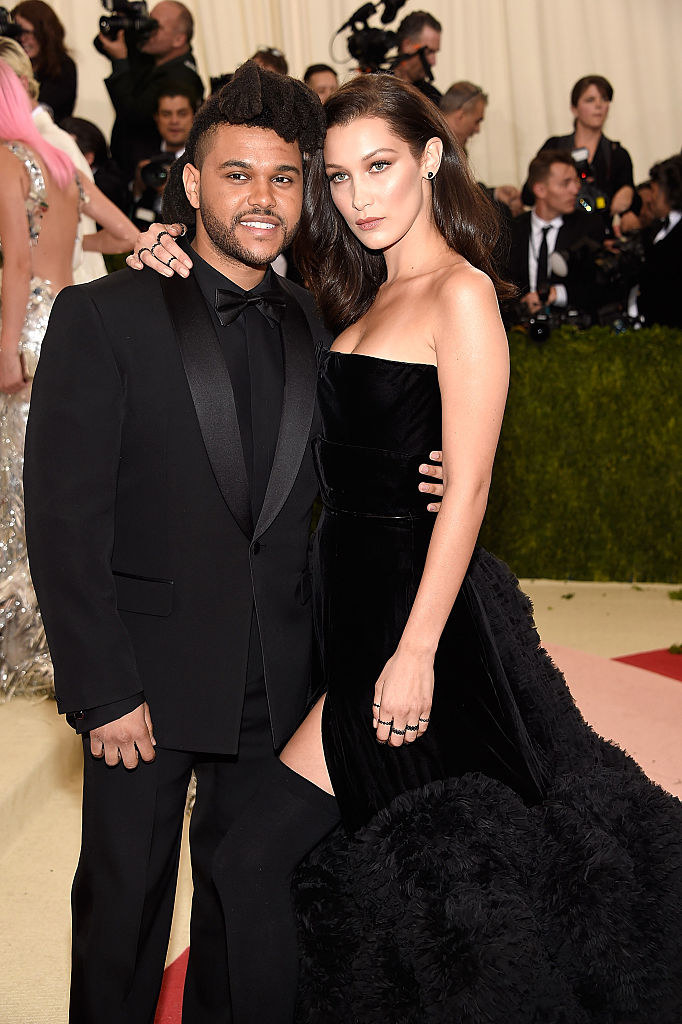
[24,267,331,754]
[506,210,605,311]
[638,218,682,329]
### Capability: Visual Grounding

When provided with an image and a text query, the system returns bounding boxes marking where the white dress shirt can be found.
[653,209,681,244]
[529,211,567,306]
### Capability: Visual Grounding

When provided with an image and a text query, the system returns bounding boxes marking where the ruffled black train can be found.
[293,552,682,1022]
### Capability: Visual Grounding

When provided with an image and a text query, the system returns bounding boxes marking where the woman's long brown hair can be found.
[295,74,514,334]
[12,1,69,80]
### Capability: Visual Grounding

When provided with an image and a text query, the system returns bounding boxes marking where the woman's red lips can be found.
[356,217,384,229]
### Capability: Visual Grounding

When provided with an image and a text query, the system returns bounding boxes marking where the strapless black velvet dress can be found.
[293,350,682,1023]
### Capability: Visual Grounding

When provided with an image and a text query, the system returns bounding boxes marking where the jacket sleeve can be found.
[24,285,144,717]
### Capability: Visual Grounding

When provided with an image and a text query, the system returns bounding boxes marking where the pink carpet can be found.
[153,646,682,1023]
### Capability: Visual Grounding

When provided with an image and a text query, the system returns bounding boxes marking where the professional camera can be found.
[336,0,407,72]
[571,147,609,215]
[140,152,175,191]
[98,0,157,42]
[0,7,22,38]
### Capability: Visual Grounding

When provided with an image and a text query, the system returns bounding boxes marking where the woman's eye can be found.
[328,172,348,184]
[370,161,390,172]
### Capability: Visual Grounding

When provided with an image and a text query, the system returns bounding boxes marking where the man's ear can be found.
[183,163,200,209]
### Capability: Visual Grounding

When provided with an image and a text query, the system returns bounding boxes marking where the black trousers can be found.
[69,630,276,1024]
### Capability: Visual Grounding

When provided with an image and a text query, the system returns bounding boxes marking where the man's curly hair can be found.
[162,60,326,225]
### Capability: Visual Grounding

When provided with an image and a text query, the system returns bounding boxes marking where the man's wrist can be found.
[67,692,145,733]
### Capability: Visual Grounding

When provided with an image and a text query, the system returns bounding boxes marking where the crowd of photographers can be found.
[2,0,680,332]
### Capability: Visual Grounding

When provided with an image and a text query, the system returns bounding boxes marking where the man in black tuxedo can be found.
[506,150,605,319]
[24,64,330,1024]
[637,154,682,328]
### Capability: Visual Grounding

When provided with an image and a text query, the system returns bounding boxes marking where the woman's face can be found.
[324,116,433,251]
[572,84,610,131]
[14,14,40,61]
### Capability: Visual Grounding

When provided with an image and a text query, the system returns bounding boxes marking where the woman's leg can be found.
[212,697,341,1024]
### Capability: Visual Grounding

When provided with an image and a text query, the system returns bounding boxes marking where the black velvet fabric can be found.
[315,351,546,832]
[294,349,682,1020]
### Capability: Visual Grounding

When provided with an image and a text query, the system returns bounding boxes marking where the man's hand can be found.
[98,29,128,61]
[419,450,443,512]
[521,288,556,315]
[90,702,156,768]
[494,185,523,216]
[127,222,192,277]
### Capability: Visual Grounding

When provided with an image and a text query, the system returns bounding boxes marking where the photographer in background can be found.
[61,115,129,212]
[636,155,682,329]
[393,10,441,105]
[12,0,76,121]
[440,81,522,216]
[507,150,605,320]
[97,0,203,180]
[521,75,637,226]
[303,63,338,103]
[130,83,196,229]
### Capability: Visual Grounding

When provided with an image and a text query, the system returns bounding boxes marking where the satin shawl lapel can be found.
[253,279,317,541]
[160,273,252,538]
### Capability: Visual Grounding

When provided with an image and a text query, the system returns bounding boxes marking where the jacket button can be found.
[252,541,261,555]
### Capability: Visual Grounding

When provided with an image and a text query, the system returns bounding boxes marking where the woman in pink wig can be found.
[0,59,132,700]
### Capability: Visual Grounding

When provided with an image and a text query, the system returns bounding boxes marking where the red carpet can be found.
[152,647,682,1024]
[614,647,682,682]
[154,948,187,1024]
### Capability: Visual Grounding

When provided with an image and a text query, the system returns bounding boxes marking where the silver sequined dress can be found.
[0,142,55,699]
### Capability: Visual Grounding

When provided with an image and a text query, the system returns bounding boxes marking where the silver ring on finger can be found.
[156,230,170,243]
[150,241,163,257]
[419,716,430,724]
[378,718,393,727]
[167,255,177,267]
[372,702,381,710]
[405,723,419,732]
[391,727,406,736]
[136,247,152,260]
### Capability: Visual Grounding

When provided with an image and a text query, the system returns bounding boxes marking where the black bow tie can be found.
[214,287,287,328]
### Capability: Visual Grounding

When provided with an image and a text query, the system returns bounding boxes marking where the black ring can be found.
[179,223,188,236]
[167,255,177,267]
[391,727,406,736]
[150,241,163,256]
[136,247,152,260]
[419,716,430,724]
[405,724,419,732]
[372,702,381,709]
[378,718,392,727]
[156,230,170,243]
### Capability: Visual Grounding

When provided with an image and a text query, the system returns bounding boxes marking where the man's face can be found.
[399,26,441,82]
[154,94,194,149]
[140,2,186,57]
[648,180,670,220]
[187,124,303,268]
[443,97,487,147]
[307,70,338,104]
[536,163,580,216]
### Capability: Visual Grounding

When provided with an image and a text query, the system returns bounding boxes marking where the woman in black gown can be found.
[131,74,681,1023]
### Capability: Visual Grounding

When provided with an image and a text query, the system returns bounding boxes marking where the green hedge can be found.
[480,326,682,582]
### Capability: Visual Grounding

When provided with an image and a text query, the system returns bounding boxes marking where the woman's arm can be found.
[79,176,138,254]
[374,268,509,745]
[0,148,32,394]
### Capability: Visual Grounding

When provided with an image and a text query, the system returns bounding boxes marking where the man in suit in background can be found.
[506,150,605,319]
[24,63,329,1024]
[637,154,682,328]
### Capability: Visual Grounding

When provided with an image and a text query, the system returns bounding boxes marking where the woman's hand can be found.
[126,223,192,278]
[0,348,27,395]
[373,645,434,747]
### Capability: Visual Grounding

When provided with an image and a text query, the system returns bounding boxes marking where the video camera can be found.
[0,7,21,39]
[571,147,609,215]
[336,0,408,73]
[97,0,157,45]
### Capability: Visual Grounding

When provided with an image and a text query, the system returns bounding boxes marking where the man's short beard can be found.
[200,199,299,268]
